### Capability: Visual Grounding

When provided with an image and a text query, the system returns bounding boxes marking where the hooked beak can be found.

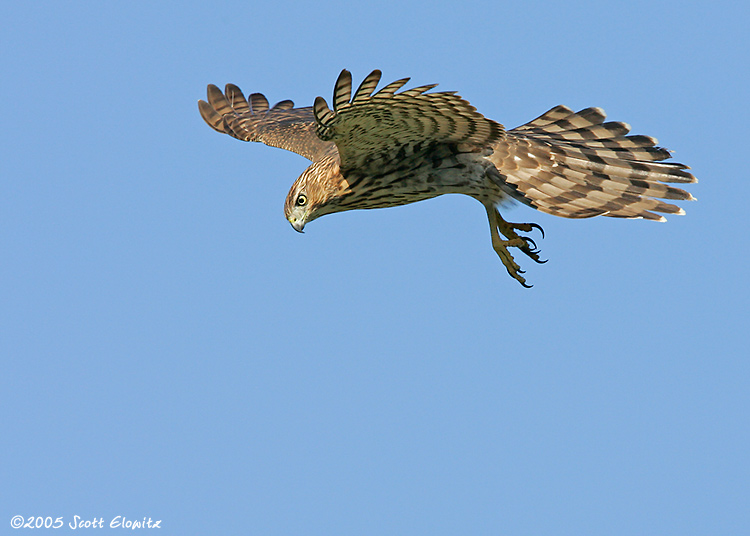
[288,217,305,233]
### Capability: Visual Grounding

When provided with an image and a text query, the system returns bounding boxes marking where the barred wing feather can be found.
[198,84,331,161]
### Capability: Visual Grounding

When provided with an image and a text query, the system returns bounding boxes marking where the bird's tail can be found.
[491,106,696,221]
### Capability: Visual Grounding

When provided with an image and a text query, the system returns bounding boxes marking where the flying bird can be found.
[198,69,696,287]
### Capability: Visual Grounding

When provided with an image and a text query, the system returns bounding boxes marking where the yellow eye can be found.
[296,194,307,206]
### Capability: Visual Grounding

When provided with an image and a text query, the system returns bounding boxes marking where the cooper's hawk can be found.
[199,69,696,287]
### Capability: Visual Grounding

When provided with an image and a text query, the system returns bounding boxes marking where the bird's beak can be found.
[288,217,305,233]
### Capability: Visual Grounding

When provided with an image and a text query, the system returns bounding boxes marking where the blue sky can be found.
[2,1,748,534]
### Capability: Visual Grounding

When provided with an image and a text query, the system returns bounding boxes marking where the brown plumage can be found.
[198,69,696,287]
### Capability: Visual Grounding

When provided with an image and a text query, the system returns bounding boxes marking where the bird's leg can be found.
[485,206,546,288]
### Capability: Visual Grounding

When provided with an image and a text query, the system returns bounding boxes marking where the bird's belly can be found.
[338,153,506,210]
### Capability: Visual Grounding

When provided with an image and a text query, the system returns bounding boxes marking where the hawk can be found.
[199,69,696,287]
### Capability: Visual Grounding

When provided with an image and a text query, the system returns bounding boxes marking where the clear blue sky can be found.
[2,1,748,534]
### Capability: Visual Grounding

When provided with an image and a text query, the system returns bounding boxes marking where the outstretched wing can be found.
[491,105,696,221]
[198,84,333,161]
[313,69,504,172]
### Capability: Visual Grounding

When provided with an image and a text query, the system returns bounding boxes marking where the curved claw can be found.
[524,254,546,265]
[529,222,545,239]
[523,236,538,252]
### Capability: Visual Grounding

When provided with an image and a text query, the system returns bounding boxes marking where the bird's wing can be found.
[198,84,333,162]
[313,69,504,172]
[490,105,697,221]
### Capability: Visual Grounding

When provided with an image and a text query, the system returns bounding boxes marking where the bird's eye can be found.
[296,194,307,206]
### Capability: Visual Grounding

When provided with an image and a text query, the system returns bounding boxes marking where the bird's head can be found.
[284,155,347,232]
